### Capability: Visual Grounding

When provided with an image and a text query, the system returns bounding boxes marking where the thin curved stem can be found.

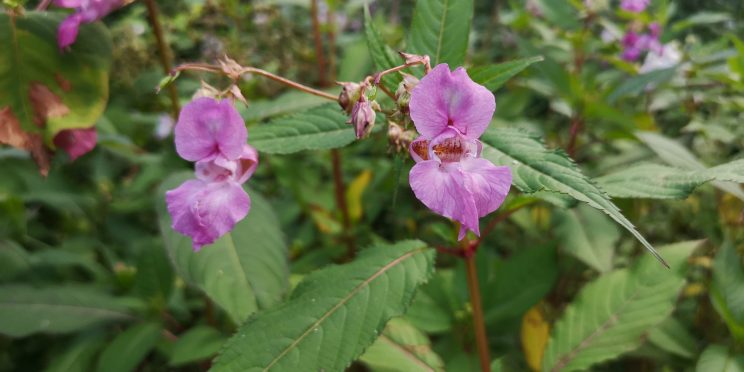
[463,237,491,372]
[145,0,180,119]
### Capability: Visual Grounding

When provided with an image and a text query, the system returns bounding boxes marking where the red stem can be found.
[463,237,491,372]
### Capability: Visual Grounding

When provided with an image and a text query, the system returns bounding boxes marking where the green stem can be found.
[144,0,180,119]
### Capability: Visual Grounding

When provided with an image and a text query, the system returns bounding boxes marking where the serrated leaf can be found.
[480,128,667,266]
[364,6,402,91]
[468,56,544,92]
[696,345,744,372]
[0,12,111,137]
[169,326,227,367]
[248,104,354,154]
[157,173,289,324]
[96,322,162,372]
[555,205,619,272]
[541,241,701,372]
[408,0,472,67]
[0,285,135,337]
[212,240,435,371]
[596,160,744,199]
[360,318,444,372]
[636,131,744,201]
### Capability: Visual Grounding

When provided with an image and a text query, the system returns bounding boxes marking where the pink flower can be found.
[621,23,662,61]
[54,0,122,49]
[166,98,259,251]
[408,64,512,240]
[620,0,650,13]
[53,127,97,160]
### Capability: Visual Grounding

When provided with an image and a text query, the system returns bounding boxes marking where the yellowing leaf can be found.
[346,170,372,223]
[521,305,549,371]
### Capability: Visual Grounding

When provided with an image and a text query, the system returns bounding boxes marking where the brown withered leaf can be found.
[29,82,70,127]
[0,108,51,176]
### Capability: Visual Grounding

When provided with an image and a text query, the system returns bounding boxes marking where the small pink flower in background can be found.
[621,23,662,61]
[166,98,259,250]
[54,0,122,49]
[620,0,650,13]
[53,127,97,160]
[408,64,512,240]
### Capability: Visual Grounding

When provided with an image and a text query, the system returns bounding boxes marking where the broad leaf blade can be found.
[360,318,444,372]
[555,205,618,272]
[480,128,667,267]
[212,240,435,371]
[541,241,700,372]
[249,104,354,154]
[0,285,135,337]
[469,56,544,92]
[169,326,227,367]
[96,322,162,372]
[157,173,289,324]
[408,0,473,67]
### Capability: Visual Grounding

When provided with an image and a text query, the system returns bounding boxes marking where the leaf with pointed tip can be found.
[212,240,435,372]
[596,160,744,199]
[541,241,700,372]
[157,173,289,324]
[480,128,667,267]
[408,0,473,67]
[636,131,744,201]
[468,56,544,92]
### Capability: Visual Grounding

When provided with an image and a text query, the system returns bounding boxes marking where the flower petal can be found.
[460,157,512,218]
[57,13,83,49]
[409,136,430,163]
[236,144,259,183]
[53,127,97,161]
[409,64,495,140]
[409,160,479,239]
[174,98,247,162]
[166,179,250,250]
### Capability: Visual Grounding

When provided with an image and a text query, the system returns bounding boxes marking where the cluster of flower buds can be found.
[337,81,379,139]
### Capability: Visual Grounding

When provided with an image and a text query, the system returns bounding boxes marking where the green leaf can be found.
[481,246,557,328]
[359,318,445,372]
[157,173,289,324]
[0,240,31,282]
[607,67,676,103]
[596,160,744,199]
[468,56,544,92]
[248,104,355,154]
[711,241,744,342]
[405,270,459,334]
[212,240,435,371]
[96,322,162,372]
[407,0,473,67]
[169,326,227,367]
[555,205,618,272]
[0,285,135,337]
[364,6,402,91]
[673,12,732,32]
[45,333,106,372]
[541,241,700,372]
[240,90,331,123]
[480,128,667,267]
[647,317,698,359]
[636,132,744,201]
[0,12,111,137]
[696,345,744,372]
[134,241,174,304]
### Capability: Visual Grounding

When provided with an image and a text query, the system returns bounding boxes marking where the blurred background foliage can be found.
[1,0,743,371]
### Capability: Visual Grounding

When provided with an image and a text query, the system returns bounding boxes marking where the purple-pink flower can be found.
[54,0,122,49]
[621,23,662,61]
[53,127,97,160]
[408,64,512,240]
[620,0,650,13]
[166,98,259,251]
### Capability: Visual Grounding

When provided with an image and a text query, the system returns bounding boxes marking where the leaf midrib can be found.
[434,0,449,65]
[262,247,427,371]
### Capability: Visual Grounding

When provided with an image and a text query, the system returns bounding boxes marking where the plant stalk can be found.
[331,149,356,258]
[464,239,491,372]
[145,0,180,119]
[310,0,327,86]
